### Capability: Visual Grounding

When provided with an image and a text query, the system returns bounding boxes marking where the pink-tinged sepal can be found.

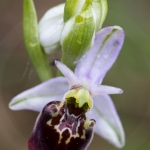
[28,101,95,150]
[75,26,125,84]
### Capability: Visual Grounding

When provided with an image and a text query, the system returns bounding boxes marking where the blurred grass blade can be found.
[23,0,52,81]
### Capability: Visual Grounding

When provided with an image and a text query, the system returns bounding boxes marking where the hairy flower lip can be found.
[28,101,96,150]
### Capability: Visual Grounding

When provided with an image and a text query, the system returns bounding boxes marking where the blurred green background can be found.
[0,0,150,150]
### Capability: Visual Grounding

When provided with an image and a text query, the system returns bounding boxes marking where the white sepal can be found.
[87,95,125,148]
[9,77,69,112]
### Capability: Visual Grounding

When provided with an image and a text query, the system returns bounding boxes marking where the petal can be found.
[90,85,123,96]
[55,61,81,87]
[86,95,125,148]
[9,77,69,112]
[75,26,125,84]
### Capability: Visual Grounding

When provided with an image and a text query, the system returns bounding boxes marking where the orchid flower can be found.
[9,26,125,148]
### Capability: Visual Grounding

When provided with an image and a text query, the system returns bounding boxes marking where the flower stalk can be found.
[23,0,52,81]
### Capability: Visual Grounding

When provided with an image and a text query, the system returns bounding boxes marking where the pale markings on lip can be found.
[46,114,86,144]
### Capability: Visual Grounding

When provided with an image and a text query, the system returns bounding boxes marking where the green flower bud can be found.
[64,0,108,31]
[61,0,108,69]
[61,4,95,70]
[39,4,64,55]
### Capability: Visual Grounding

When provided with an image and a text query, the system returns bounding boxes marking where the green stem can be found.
[23,0,53,82]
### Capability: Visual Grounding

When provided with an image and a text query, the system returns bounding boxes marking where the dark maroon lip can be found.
[28,101,95,150]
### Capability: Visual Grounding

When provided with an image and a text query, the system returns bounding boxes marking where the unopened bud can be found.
[61,4,95,69]
[39,4,64,55]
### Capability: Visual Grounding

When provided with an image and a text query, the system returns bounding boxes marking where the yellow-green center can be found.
[64,88,93,111]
